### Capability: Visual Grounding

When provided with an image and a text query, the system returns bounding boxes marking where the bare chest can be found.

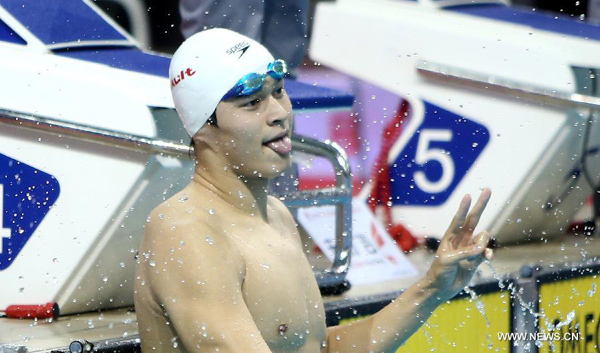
[231,226,327,352]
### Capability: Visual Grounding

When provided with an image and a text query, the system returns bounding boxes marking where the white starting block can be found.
[310,0,600,243]
[0,49,193,315]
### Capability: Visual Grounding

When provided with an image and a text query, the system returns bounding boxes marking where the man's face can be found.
[212,76,294,179]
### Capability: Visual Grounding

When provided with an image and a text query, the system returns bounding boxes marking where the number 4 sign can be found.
[0,153,60,270]
[389,101,490,206]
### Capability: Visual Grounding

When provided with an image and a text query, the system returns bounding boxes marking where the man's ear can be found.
[192,122,219,151]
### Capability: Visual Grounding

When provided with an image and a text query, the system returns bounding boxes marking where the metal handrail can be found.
[273,136,353,288]
[417,60,600,110]
[0,109,352,288]
[0,109,191,158]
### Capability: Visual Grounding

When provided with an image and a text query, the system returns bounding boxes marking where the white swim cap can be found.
[170,28,275,136]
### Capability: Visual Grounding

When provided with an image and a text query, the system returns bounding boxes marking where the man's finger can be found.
[441,244,485,264]
[484,248,494,261]
[444,194,471,246]
[464,188,491,231]
[460,246,493,272]
[470,231,491,248]
[459,223,491,251]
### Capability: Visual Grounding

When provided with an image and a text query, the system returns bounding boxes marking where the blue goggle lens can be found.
[223,59,288,100]
[267,60,287,80]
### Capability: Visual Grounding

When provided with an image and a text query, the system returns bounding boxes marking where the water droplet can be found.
[149,261,156,267]
[179,195,189,203]
[205,235,214,245]
[588,283,596,297]
[208,209,215,215]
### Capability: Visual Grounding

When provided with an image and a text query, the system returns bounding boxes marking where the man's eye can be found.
[274,87,284,97]
[244,98,261,107]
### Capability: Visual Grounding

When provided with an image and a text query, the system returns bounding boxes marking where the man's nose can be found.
[265,96,291,125]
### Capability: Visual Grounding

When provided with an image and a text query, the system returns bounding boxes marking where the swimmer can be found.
[134,28,493,353]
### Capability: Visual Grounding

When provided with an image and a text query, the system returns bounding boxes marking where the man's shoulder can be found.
[267,195,294,224]
[145,189,224,240]
[154,183,223,218]
[267,195,291,217]
[144,191,242,264]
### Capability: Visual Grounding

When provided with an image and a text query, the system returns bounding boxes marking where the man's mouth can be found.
[263,132,292,155]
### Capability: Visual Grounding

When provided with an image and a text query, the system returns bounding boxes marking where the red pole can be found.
[2,302,59,319]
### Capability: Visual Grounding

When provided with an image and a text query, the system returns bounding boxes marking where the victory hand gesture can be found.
[424,188,493,302]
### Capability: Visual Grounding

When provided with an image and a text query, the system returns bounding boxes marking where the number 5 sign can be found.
[0,153,60,270]
[389,101,489,206]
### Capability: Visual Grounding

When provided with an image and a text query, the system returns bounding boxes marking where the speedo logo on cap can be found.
[171,68,196,88]
[226,41,250,59]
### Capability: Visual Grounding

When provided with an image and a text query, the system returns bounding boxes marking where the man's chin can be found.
[234,161,292,180]
[263,157,293,178]
[268,163,293,178]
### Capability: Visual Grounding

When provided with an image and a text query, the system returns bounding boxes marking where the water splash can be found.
[487,263,541,318]
[484,262,567,350]
[464,286,490,327]
[463,285,494,350]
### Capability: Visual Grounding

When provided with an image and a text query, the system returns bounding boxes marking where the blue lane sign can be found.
[389,101,490,206]
[1,153,60,270]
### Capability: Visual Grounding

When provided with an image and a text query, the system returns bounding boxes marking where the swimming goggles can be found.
[222,59,288,100]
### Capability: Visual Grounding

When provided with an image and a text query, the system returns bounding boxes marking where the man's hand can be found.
[424,188,493,303]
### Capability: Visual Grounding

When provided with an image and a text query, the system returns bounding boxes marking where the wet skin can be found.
[134,77,494,353]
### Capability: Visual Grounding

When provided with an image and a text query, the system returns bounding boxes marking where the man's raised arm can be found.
[139,211,274,353]
[325,189,493,353]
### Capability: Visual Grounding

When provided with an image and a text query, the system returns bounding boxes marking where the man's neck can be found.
[191,162,270,222]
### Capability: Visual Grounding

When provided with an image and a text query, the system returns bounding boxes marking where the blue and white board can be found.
[389,101,490,206]
[0,154,60,270]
